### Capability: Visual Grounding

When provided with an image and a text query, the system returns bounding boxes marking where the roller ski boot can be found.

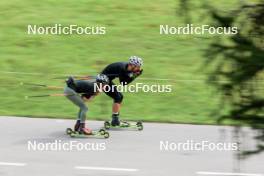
[104,114,143,131]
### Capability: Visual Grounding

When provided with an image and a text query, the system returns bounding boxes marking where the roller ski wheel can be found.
[66,128,110,139]
[136,121,143,131]
[104,121,111,130]
[98,129,110,138]
[66,128,73,135]
[104,121,143,131]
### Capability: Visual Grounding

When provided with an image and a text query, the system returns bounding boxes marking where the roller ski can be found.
[66,122,109,139]
[66,128,109,138]
[104,120,143,131]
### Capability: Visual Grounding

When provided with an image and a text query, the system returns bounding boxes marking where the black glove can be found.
[66,76,76,90]
[81,94,91,99]
[135,69,143,76]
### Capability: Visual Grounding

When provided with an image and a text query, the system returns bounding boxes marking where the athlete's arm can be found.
[119,75,133,85]
[119,69,143,85]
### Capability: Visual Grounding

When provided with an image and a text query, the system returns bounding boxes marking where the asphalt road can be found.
[0,116,263,176]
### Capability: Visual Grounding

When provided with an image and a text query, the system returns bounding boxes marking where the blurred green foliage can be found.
[0,0,246,124]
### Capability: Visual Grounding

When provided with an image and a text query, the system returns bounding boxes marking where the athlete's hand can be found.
[82,96,90,102]
[134,69,143,76]
[127,69,143,79]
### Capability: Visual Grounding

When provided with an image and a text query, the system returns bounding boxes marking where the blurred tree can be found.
[177,0,191,23]
[206,3,264,125]
[179,0,264,156]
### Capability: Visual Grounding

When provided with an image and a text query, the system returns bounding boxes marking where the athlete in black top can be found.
[64,74,109,134]
[74,80,98,99]
[101,56,144,126]
[102,62,135,84]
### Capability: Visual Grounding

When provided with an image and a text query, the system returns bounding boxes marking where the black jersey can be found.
[101,62,135,85]
[75,80,97,98]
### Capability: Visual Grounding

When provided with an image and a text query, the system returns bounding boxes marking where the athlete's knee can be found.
[80,105,88,113]
[114,93,123,103]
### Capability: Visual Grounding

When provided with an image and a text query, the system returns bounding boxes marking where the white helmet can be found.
[129,56,143,67]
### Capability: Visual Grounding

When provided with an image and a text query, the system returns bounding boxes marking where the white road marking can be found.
[197,171,263,176]
[0,162,27,166]
[75,166,138,172]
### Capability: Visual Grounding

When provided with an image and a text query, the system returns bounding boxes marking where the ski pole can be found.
[20,82,63,89]
[52,75,96,80]
[52,74,119,80]
[24,93,86,99]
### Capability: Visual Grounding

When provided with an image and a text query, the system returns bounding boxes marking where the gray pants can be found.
[64,86,88,123]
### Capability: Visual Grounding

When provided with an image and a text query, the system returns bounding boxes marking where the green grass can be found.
[0,0,242,125]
